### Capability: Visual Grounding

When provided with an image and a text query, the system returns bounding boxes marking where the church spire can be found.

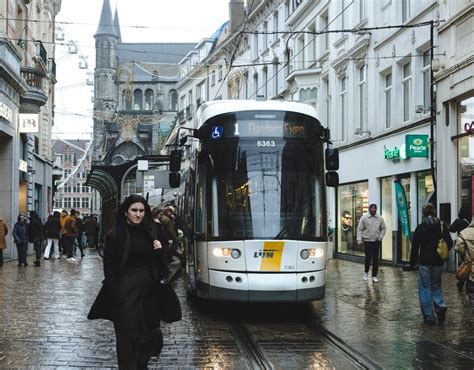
[95,0,119,38]
[114,6,122,43]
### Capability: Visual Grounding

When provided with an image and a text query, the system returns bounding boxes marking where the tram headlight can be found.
[301,248,324,259]
[300,249,309,259]
[212,248,232,257]
[231,249,241,259]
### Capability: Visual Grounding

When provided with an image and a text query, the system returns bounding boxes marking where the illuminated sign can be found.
[405,135,429,158]
[19,160,27,172]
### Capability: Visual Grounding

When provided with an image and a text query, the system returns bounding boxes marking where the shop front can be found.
[335,127,432,265]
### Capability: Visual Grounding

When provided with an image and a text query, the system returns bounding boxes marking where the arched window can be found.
[133,89,143,110]
[145,89,154,110]
[169,90,178,111]
[122,89,131,110]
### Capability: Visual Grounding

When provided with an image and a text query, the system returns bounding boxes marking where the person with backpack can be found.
[410,203,453,325]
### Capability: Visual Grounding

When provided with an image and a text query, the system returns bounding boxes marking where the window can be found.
[320,13,329,52]
[73,183,80,193]
[244,72,249,99]
[358,65,366,130]
[145,89,154,110]
[64,197,72,209]
[253,73,258,97]
[73,198,80,208]
[218,65,223,81]
[82,198,90,209]
[273,59,279,96]
[380,177,393,261]
[422,50,431,111]
[401,0,410,22]
[340,76,347,141]
[253,33,259,57]
[308,25,316,64]
[133,89,143,110]
[169,90,178,111]
[359,0,365,23]
[341,0,348,29]
[323,77,330,127]
[402,62,411,122]
[211,71,216,86]
[384,73,392,128]
[263,21,268,48]
[122,89,131,110]
[300,87,318,102]
[262,67,268,99]
[273,11,279,42]
[337,181,369,256]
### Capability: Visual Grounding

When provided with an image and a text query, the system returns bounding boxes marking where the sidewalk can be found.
[315,259,474,368]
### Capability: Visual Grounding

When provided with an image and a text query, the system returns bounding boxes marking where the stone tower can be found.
[92,0,119,163]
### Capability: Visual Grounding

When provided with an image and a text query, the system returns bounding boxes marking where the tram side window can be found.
[196,152,209,237]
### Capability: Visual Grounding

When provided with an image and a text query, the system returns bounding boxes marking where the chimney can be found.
[229,0,245,33]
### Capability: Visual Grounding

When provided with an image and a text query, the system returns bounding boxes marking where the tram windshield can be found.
[196,110,326,241]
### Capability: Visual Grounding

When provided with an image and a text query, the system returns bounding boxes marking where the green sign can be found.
[406,135,429,158]
[395,180,410,239]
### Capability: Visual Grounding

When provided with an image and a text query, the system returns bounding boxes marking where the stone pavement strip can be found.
[314,259,474,369]
[0,252,473,369]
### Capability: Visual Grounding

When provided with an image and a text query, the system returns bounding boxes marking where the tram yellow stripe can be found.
[259,241,284,272]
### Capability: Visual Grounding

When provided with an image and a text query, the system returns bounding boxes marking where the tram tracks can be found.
[229,318,382,370]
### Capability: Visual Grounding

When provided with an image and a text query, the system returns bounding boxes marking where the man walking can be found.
[357,204,386,283]
[63,209,78,261]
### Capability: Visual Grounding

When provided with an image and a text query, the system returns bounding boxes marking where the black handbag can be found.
[156,282,182,323]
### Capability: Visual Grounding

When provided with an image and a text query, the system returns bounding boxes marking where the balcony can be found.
[20,66,48,110]
[35,41,48,68]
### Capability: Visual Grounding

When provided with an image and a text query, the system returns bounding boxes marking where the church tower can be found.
[92,0,119,163]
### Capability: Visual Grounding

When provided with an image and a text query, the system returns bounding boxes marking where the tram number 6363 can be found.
[256,140,276,147]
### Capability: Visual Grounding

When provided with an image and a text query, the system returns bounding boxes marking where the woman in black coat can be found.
[88,194,168,369]
[28,211,44,266]
[43,211,61,259]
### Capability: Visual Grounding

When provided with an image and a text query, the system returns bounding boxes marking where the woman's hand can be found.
[153,240,162,250]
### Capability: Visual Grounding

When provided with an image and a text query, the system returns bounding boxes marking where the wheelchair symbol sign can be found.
[211,126,224,140]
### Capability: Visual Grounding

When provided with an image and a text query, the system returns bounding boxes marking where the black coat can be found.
[43,216,61,239]
[410,216,453,267]
[28,217,43,242]
[88,224,168,322]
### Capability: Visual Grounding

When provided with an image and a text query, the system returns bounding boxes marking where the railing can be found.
[36,41,47,66]
[21,66,46,90]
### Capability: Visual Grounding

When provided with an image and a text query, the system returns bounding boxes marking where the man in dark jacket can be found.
[13,215,29,267]
[410,203,453,325]
[28,211,44,266]
[43,211,61,259]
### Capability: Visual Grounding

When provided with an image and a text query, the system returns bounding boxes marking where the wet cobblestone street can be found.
[0,252,473,369]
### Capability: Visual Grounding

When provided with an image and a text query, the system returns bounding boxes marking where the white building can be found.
[168,0,469,268]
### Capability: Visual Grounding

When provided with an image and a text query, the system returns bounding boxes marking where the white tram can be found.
[169,100,338,302]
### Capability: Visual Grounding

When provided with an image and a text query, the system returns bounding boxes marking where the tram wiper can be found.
[274,226,288,239]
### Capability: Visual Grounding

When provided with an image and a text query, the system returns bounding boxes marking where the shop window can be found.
[337,181,369,256]
[380,177,393,261]
[397,176,411,262]
[458,97,474,216]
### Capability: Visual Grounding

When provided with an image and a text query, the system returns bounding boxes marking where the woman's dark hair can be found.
[53,211,60,218]
[458,203,472,221]
[422,203,435,218]
[108,194,155,241]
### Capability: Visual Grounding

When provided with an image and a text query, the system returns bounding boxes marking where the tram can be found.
[169,100,338,302]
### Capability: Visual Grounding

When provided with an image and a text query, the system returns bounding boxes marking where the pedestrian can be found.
[13,215,29,267]
[28,211,44,267]
[43,211,61,260]
[88,194,168,369]
[59,209,68,256]
[449,204,472,291]
[63,209,78,261]
[356,203,386,283]
[410,203,453,325]
[84,215,98,250]
[455,221,474,308]
[75,211,85,258]
[0,216,8,267]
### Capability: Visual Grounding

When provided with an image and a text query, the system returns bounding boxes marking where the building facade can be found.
[0,0,61,261]
[166,0,472,268]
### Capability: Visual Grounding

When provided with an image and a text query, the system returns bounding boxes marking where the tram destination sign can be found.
[210,120,307,139]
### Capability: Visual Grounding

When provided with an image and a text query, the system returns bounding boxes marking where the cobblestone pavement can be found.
[0,252,473,369]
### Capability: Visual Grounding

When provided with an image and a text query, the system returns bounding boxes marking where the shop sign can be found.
[0,101,13,122]
[405,135,428,158]
[19,114,39,133]
[19,159,27,172]
[384,144,406,161]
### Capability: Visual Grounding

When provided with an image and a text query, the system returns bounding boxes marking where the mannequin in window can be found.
[341,210,353,250]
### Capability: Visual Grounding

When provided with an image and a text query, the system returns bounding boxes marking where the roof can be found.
[117,43,196,65]
[95,0,119,38]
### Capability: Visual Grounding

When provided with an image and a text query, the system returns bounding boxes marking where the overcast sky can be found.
[54,0,230,139]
